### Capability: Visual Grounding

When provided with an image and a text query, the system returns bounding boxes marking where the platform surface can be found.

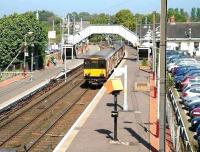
[55,46,152,152]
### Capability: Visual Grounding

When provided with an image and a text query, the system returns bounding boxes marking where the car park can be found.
[167,51,200,147]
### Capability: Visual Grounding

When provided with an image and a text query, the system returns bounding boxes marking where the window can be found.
[98,60,106,69]
[194,89,200,93]
[84,59,106,69]
[194,42,199,51]
[84,60,90,68]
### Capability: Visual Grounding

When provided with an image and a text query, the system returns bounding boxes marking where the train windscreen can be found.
[84,59,106,69]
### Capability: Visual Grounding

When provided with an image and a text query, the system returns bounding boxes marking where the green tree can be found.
[79,12,91,21]
[197,8,200,21]
[167,8,188,22]
[90,13,110,24]
[0,13,48,70]
[114,9,135,31]
[191,7,196,21]
[34,10,62,43]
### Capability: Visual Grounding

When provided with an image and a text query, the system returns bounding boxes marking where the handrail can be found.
[65,25,139,46]
[168,88,194,152]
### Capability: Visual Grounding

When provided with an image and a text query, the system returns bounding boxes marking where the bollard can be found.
[153,86,157,98]
[156,119,159,138]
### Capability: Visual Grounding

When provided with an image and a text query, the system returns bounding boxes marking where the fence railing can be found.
[168,88,194,152]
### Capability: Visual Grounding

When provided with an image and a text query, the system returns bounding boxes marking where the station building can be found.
[137,16,200,56]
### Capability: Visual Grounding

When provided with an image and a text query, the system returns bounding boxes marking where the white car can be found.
[182,87,200,98]
[182,83,200,93]
[167,59,197,72]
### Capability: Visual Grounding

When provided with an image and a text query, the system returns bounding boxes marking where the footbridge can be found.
[65,25,139,46]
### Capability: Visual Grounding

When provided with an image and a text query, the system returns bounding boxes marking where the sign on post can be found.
[48,31,56,39]
[114,65,128,111]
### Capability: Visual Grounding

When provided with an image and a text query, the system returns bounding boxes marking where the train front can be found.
[84,58,107,85]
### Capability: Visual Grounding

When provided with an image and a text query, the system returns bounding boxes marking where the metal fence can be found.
[168,88,194,152]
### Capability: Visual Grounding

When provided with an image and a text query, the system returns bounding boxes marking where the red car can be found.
[180,76,195,90]
[180,77,200,91]
[191,107,200,118]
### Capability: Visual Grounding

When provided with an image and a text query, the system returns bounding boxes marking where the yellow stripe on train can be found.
[84,69,106,77]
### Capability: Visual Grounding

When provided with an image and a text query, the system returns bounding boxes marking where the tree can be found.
[167,8,188,22]
[90,13,110,24]
[33,10,62,43]
[114,9,135,31]
[0,13,48,70]
[197,8,200,21]
[79,12,91,21]
[191,8,196,21]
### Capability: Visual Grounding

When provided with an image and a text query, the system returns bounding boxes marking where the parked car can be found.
[182,95,200,105]
[190,107,200,118]
[196,125,200,136]
[174,69,200,87]
[187,102,200,112]
[197,135,200,146]
[182,96,200,106]
[185,99,200,109]
[167,58,197,72]
[182,80,200,92]
[182,86,200,98]
[174,66,200,77]
[191,117,200,130]
[180,74,200,89]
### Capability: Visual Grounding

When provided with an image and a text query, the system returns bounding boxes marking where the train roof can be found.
[87,44,124,60]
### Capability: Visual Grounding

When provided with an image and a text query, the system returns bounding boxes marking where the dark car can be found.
[188,102,200,113]
[191,117,200,130]
[197,135,200,146]
[174,66,199,77]
[196,125,200,136]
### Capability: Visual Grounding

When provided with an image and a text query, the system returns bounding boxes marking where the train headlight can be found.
[100,74,104,77]
[85,73,90,77]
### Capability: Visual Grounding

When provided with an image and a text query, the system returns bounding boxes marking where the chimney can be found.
[171,15,175,24]
[168,15,176,24]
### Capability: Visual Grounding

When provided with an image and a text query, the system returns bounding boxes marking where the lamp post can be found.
[23,32,33,76]
[30,44,34,82]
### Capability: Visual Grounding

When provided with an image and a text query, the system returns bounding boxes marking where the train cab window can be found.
[98,60,106,69]
[84,60,90,68]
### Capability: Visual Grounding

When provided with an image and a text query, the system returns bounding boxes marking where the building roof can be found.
[137,22,200,39]
[167,22,200,39]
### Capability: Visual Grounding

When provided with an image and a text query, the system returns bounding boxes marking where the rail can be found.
[168,88,194,152]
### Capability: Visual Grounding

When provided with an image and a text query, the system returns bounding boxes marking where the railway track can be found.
[0,65,83,121]
[0,68,99,151]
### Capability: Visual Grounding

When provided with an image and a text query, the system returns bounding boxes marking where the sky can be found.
[0,0,200,17]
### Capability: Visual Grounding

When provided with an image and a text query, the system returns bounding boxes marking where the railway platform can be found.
[54,46,154,152]
[0,59,83,111]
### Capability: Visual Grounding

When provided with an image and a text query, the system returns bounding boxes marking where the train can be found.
[83,44,125,85]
